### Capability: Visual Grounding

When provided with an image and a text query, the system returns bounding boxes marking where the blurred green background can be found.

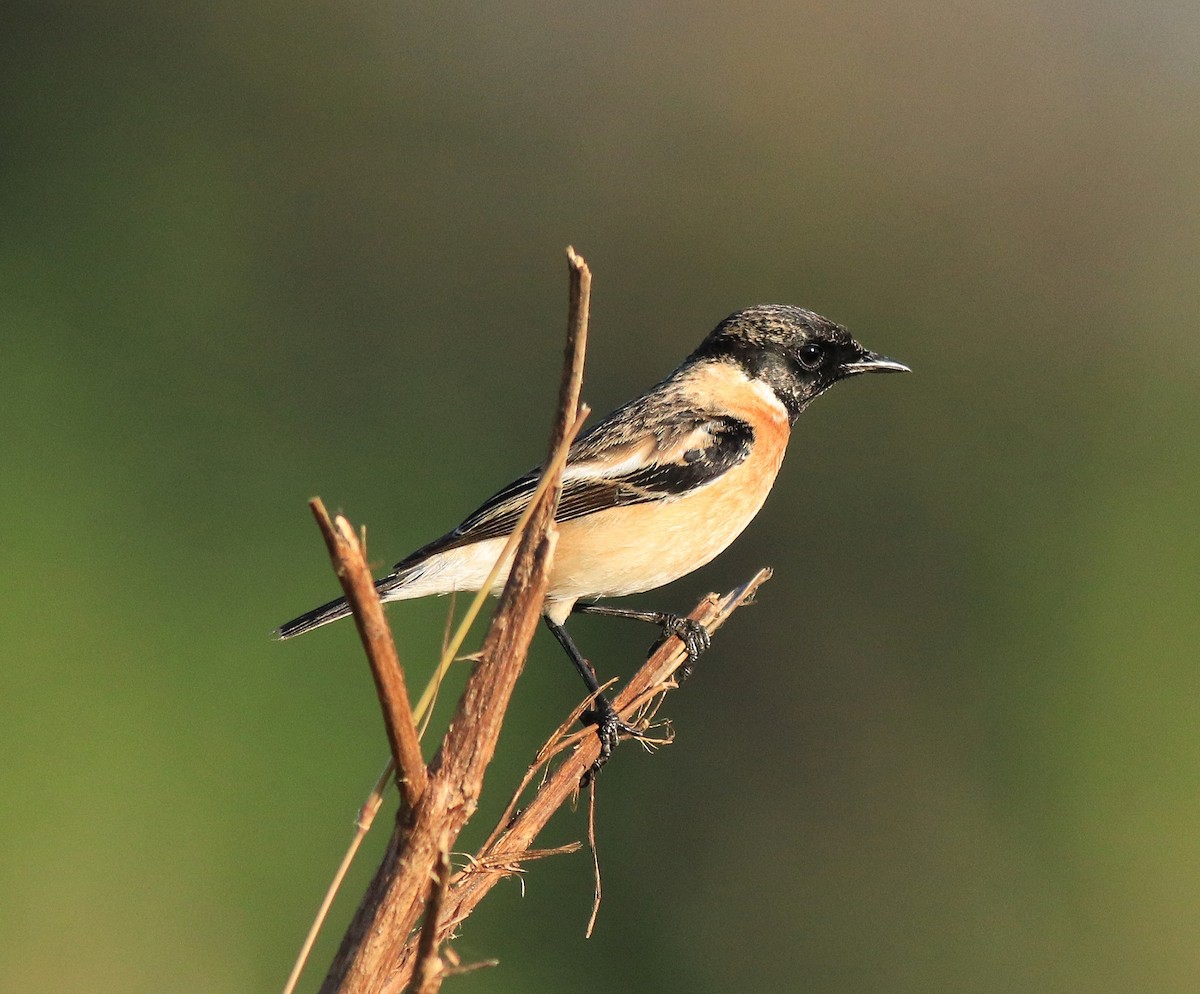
[3,1,1198,991]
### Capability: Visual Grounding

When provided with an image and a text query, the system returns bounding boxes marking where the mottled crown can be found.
[702,304,853,351]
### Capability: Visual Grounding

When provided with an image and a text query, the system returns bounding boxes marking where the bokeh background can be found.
[3,1,1199,991]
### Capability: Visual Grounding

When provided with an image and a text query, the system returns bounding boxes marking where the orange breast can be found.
[547,363,790,604]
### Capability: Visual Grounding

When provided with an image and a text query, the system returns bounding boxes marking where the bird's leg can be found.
[571,603,711,681]
[543,616,643,782]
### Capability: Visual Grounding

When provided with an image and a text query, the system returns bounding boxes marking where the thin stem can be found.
[309,500,427,808]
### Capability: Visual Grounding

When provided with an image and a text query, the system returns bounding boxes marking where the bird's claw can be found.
[652,615,711,681]
[580,697,644,786]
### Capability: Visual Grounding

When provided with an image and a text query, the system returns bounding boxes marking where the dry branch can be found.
[309,501,427,809]
[408,847,452,994]
[316,248,591,994]
[397,567,773,976]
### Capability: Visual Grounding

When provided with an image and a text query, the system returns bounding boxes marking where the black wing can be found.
[392,411,754,571]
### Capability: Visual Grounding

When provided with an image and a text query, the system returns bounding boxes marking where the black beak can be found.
[839,349,911,376]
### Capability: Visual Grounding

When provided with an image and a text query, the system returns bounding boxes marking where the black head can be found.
[691,304,909,421]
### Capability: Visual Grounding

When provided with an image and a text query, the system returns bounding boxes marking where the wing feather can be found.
[392,410,754,573]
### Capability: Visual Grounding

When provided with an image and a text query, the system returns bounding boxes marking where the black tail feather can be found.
[275,573,405,640]
[275,595,352,639]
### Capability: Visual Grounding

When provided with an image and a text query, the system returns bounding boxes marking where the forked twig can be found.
[315,248,592,994]
[397,568,773,979]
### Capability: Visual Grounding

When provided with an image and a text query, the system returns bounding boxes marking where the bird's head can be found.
[692,304,910,421]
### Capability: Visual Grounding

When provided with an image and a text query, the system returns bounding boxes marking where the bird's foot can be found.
[580,695,645,786]
[651,614,711,681]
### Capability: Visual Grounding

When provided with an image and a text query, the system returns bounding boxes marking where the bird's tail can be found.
[275,573,403,640]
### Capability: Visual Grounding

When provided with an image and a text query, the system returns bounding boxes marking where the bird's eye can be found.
[797,342,825,369]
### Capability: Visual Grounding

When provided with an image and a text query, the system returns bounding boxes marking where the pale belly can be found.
[384,446,784,615]
[545,435,786,604]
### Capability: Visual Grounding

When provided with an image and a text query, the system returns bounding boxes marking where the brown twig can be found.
[309,500,427,809]
[409,847,452,994]
[394,567,773,977]
[558,246,591,455]
[585,777,601,938]
[281,761,394,994]
[316,248,592,994]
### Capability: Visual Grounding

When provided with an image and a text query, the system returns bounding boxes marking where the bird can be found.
[278,304,908,770]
